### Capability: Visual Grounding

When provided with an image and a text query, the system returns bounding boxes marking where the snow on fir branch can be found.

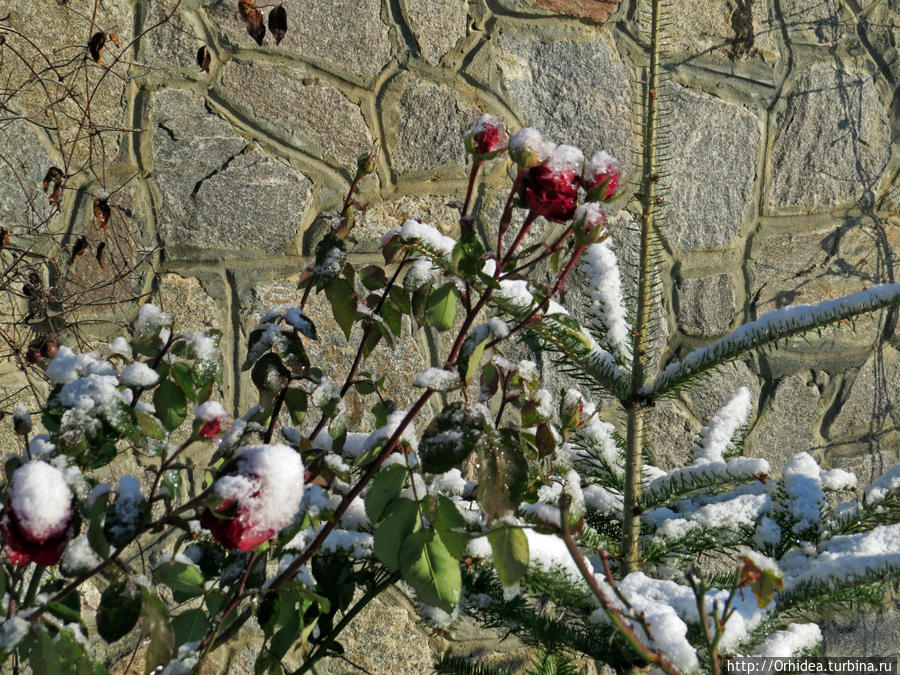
[649,283,900,397]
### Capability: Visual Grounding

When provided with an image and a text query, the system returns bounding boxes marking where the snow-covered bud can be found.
[356,148,377,176]
[1,461,74,566]
[572,202,607,245]
[201,444,304,551]
[519,144,583,223]
[559,391,584,431]
[509,127,552,168]
[464,114,508,160]
[12,403,31,436]
[584,150,620,202]
[195,401,230,439]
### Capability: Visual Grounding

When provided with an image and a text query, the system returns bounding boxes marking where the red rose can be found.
[200,444,304,551]
[464,114,508,159]
[199,418,223,438]
[1,461,74,566]
[584,151,620,202]
[520,144,584,222]
[200,495,275,551]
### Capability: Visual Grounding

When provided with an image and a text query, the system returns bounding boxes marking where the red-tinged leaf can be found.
[70,236,89,263]
[94,197,110,230]
[108,33,120,47]
[88,31,106,64]
[0,226,8,249]
[96,241,106,268]
[268,4,287,45]
[246,8,266,45]
[43,167,64,204]
[196,45,211,73]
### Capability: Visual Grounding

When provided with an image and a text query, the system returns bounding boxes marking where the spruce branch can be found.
[649,283,900,398]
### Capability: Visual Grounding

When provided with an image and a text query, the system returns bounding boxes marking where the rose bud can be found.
[572,202,607,245]
[200,444,304,551]
[509,127,554,168]
[519,144,584,223]
[25,343,42,364]
[559,390,584,431]
[1,461,74,566]
[464,114,508,160]
[12,403,32,436]
[356,148,377,177]
[584,150,620,202]
[40,337,59,359]
[195,401,230,439]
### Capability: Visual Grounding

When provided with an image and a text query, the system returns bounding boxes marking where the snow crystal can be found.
[108,336,132,359]
[135,303,172,337]
[216,444,305,536]
[413,368,459,391]
[120,362,160,388]
[57,373,123,417]
[399,219,457,257]
[0,616,30,649]
[432,469,466,496]
[421,603,459,629]
[195,401,227,421]
[753,516,782,549]
[820,468,857,491]
[27,435,55,460]
[509,127,554,163]
[60,536,102,573]
[487,317,509,338]
[404,258,440,291]
[864,465,900,505]
[314,247,346,278]
[10,461,72,540]
[583,484,624,514]
[339,495,369,530]
[753,623,822,657]
[182,332,220,362]
[46,346,115,385]
[694,387,752,463]
[778,453,826,537]
[544,144,584,176]
[585,151,619,185]
[583,241,631,364]
[651,492,769,543]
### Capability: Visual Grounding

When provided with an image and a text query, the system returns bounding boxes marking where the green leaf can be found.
[104,402,140,442]
[535,422,556,458]
[419,403,490,474]
[373,498,419,571]
[488,526,530,586]
[433,496,468,560]
[411,282,433,325]
[325,277,358,340]
[480,362,500,402]
[153,380,187,432]
[251,352,290,394]
[365,464,407,523]
[476,430,528,521]
[381,299,403,337]
[97,580,142,643]
[520,401,549,428]
[359,264,387,290]
[171,608,209,647]
[140,589,174,675]
[31,625,60,675]
[283,388,307,425]
[243,327,270,370]
[390,286,411,315]
[425,283,458,331]
[458,329,489,385]
[103,487,149,549]
[170,362,195,402]
[153,561,205,598]
[135,409,165,441]
[399,529,461,612]
[85,492,111,561]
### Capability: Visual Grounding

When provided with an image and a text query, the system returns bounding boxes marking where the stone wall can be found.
[2,0,900,670]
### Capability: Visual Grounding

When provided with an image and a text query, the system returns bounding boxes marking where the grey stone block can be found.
[151,89,313,255]
[677,273,735,336]
[403,0,468,64]
[768,63,890,211]
[661,84,759,253]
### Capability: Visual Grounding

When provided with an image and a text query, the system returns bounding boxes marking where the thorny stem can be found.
[461,159,482,218]
[197,550,259,666]
[497,169,526,255]
[558,495,682,675]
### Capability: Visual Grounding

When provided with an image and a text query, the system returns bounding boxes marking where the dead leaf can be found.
[42,167,64,204]
[96,241,106,268]
[108,33,120,48]
[93,197,110,231]
[88,32,106,65]
[0,227,8,250]
[268,4,287,45]
[70,236,89,263]
[238,0,255,21]
[196,45,211,73]
[245,8,265,45]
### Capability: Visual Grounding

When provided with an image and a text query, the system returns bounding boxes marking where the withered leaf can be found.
[96,241,106,268]
[108,33,120,48]
[42,167,64,204]
[268,5,287,45]
[70,236,89,263]
[93,197,110,230]
[88,32,106,65]
[245,8,266,46]
[238,0,255,20]
[196,45,211,74]
[0,227,8,249]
